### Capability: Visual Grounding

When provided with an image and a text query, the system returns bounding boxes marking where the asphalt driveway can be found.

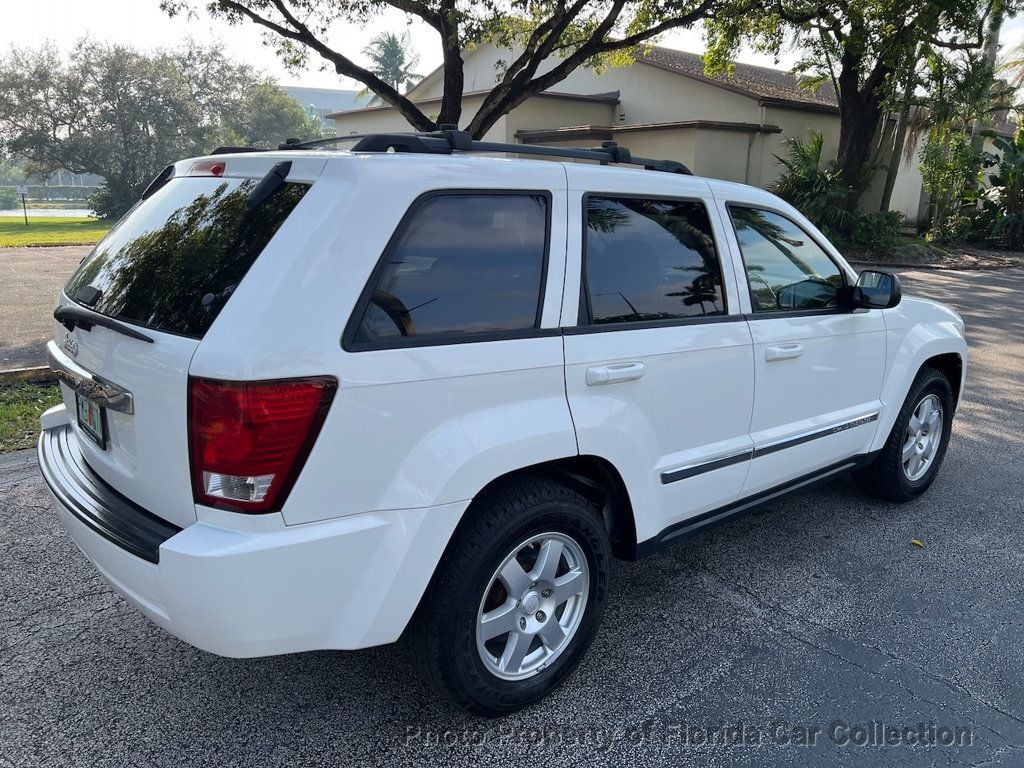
[1,268,1022,767]
[0,246,89,371]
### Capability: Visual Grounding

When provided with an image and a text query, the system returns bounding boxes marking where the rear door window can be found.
[347,192,549,348]
[583,196,726,324]
[64,176,309,338]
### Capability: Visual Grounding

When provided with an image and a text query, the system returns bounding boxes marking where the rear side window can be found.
[583,196,726,324]
[64,176,309,339]
[348,193,549,348]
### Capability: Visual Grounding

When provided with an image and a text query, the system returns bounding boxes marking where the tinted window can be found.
[64,177,308,338]
[731,207,844,312]
[351,194,547,345]
[584,197,725,324]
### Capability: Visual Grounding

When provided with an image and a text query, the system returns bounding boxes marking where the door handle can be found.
[765,343,804,362]
[586,362,646,386]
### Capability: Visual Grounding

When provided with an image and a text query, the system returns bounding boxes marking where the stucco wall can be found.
[502,97,616,140]
[409,42,764,125]
[337,44,932,222]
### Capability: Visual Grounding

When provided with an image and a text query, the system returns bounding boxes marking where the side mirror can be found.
[851,270,901,309]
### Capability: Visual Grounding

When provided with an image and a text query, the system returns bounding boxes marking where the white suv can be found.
[38,131,967,715]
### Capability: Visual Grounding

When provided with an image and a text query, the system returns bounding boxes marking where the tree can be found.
[222,81,326,145]
[160,0,719,139]
[358,31,422,97]
[0,40,322,219]
[705,0,994,215]
[910,50,1012,239]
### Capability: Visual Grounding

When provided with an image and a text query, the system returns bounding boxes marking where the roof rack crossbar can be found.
[276,129,693,175]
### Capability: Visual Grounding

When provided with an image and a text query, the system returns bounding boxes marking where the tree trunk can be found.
[435,17,464,128]
[879,51,919,213]
[830,42,901,220]
[971,0,1004,156]
[835,89,885,212]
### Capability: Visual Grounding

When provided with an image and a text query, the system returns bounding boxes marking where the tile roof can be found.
[636,46,839,110]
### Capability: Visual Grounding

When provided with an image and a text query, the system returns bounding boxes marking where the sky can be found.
[0,0,793,91]
[3,1,1024,93]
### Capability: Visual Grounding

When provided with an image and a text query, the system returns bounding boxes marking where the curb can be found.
[0,366,56,385]
[850,260,1024,271]
[0,242,102,249]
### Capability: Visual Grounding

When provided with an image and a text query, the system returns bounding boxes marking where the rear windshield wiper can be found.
[246,161,292,210]
[55,303,154,344]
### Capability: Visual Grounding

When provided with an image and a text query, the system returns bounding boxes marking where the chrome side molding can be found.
[46,340,135,414]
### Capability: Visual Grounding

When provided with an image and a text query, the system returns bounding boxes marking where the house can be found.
[327,43,1011,225]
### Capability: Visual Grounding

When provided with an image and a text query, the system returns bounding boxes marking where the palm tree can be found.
[358,31,421,98]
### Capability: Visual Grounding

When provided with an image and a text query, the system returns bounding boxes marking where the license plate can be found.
[75,393,107,449]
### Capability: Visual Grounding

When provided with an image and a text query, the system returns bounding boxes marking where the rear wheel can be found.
[853,367,954,502]
[406,477,610,716]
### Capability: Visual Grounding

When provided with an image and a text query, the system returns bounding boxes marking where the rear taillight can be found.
[188,376,336,513]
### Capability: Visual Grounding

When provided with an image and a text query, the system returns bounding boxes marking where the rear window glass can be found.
[64,176,309,338]
[349,193,548,347]
[584,196,726,324]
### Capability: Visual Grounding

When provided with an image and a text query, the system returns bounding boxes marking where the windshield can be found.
[64,176,309,338]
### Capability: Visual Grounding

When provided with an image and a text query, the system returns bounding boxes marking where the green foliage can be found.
[920,125,980,241]
[161,1,718,138]
[0,383,62,453]
[358,31,421,96]
[19,185,96,201]
[849,211,903,251]
[0,40,322,220]
[982,130,1024,249]
[705,0,994,209]
[771,132,853,232]
[0,186,17,208]
[220,81,326,146]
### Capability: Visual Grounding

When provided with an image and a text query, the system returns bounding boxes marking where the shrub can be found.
[850,211,903,251]
[88,183,140,221]
[985,131,1024,249]
[772,131,854,232]
[0,186,18,208]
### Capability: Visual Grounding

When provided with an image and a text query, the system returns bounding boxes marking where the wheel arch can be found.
[872,330,967,453]
[923,351,964,406]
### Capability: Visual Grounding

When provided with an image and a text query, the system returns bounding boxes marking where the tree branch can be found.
[214,0,437,130]
[467,0,716,137]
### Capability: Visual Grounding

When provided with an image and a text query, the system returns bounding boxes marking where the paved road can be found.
[0,246,89,371]
[1,268,1022,767]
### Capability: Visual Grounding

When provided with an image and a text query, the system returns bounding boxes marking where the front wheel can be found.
[853,367,955,502]
[406,477,610,716]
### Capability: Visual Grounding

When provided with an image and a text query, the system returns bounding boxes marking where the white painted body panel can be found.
[560,165,756,541]
[39,152,967,656]
[51,320,200,529]
[741,310,887,493]
[44,403,466,654]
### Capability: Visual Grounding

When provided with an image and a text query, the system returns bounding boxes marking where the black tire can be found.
[853,366,955,502]
[405,476,611,716]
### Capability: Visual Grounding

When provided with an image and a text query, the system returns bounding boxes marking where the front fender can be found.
[871,298,967,452]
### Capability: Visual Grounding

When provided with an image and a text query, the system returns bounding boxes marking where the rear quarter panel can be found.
[189,155,577,525]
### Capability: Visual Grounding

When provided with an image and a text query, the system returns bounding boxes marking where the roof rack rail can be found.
[210,145,269,155]
[276,128,693,175]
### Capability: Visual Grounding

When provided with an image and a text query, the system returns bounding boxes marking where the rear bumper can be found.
[38,410,467,657]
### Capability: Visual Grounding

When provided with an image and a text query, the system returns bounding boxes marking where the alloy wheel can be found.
[475,532,589,681]
[901,394,944,482]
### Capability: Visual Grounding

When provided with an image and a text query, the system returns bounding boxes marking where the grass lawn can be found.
[0,216,110,247]
[0,382,62,452]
